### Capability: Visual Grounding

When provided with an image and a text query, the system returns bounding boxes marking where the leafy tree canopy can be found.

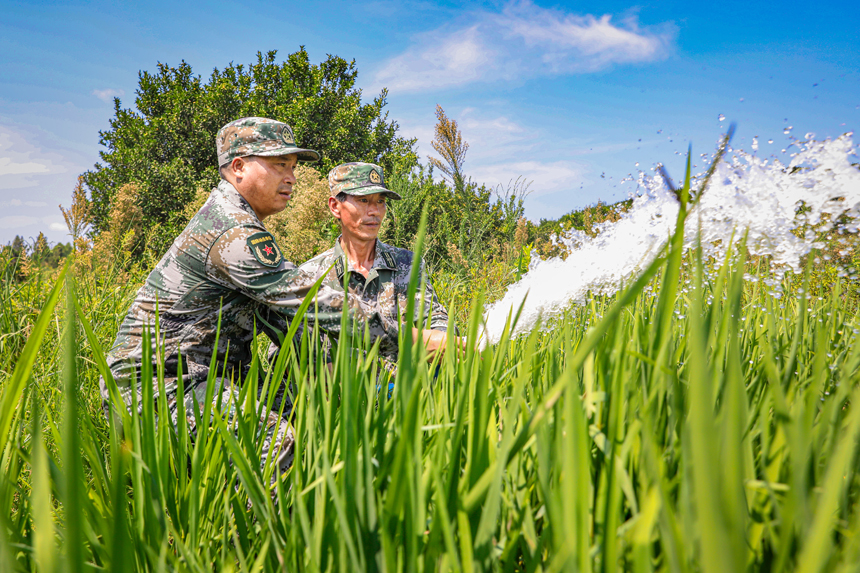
[83,48,417,240]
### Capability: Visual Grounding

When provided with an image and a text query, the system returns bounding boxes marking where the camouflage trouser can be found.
[100,375,295,477]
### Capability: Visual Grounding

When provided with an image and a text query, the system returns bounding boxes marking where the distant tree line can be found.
[0,234,72,281]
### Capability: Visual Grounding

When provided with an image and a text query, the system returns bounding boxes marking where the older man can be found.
[298,162,454,377]
[105,118,396,473]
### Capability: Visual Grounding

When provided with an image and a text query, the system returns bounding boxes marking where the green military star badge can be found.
[246,231,282,267]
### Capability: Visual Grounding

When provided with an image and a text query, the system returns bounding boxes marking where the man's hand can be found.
[411,328,467,362]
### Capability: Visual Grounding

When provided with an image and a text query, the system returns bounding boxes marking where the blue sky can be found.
[1,0,858,244]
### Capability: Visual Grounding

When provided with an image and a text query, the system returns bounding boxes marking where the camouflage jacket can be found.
[298,238,450,365]
[106,181,396,400]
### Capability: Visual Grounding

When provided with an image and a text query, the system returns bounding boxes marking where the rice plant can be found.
[2,153,860,572]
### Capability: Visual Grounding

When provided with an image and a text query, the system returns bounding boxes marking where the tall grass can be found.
[3,158,860,571]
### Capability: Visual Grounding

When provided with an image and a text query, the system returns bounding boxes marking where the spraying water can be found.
[480,132,860,344]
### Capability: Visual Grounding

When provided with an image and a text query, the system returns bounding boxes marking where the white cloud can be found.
[374,26,497,92]
[459,109,524,137]
[499,10,669,72]
[0,216,65,233]
[0,123,89,243]
[0,127,68,190]
[92,88,125,102]
[456,109,535,160]
[403,107,534,161]
[0,215,38,229]
[398,121,437,155]
[0,157,50,176]
[469,160,582,197]
[371,1,674,93]
[0,199,48,207]
[401,107,569,197]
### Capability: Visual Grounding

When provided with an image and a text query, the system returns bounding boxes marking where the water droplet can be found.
[784,126,793,135]
[768,139,774,144]
[805,132,815,140]
[718,114,726,121]
[635,162,640,167]
[478,133,860,344]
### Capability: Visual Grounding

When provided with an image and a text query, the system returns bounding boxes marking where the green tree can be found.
[82,48,417,251]
[32,233,49,262]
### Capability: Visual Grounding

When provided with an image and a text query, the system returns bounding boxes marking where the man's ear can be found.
[328,196,342,220]
[230,157,246,179]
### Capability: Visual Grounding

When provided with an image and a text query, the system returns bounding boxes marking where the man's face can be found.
[230,154,298,220]
[329,193,388,243]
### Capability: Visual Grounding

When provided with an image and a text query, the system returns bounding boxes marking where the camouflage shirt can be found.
[106,181,396,399]
[298,238,450,365]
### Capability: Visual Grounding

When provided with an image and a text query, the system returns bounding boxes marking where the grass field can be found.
[2,172,860,572]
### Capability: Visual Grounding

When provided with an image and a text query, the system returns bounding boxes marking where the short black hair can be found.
[335,192,348,202]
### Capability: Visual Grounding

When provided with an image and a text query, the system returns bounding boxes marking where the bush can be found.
[266,165,340,263]
[525,199,632,260]
[381,166,527,272]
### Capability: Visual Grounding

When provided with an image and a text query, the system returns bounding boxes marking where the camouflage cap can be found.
[216,117,320,167]
[328,162,401,200]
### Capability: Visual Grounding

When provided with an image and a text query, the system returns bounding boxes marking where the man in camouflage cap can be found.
[298,162,457,378]
[105,119,398,477]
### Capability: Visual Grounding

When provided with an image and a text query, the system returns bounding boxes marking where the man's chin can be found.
[344,228,379,242]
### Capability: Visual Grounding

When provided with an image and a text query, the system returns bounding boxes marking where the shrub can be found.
[267,165,340,263]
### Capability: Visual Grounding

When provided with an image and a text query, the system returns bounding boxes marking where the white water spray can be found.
[480,133,860,344]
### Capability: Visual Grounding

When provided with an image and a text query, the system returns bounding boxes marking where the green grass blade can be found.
[0,259,70,457]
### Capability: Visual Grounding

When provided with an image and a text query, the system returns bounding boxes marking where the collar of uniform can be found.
[374,241,398,270]
[332,237,396,281]
[216,180,264,225]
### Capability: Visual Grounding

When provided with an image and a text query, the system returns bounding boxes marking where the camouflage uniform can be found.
[296,162,450,375]
[104,119,397,474]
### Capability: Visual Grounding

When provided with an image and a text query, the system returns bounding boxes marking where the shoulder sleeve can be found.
[207,226,344,316]
[207,226,397,341]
